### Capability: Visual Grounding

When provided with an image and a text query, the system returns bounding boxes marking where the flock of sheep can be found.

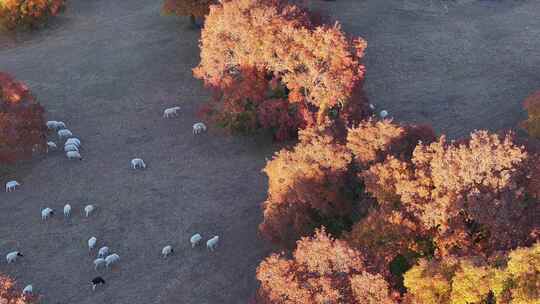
[3,106,218,298]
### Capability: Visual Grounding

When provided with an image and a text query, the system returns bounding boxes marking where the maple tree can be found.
[0,274,37,304]
[521,90,540,139]
[0,0,65,30]
[161,0,217,27]
[0,72,47,163]
[255,228,394,304]
[193,0,369,140]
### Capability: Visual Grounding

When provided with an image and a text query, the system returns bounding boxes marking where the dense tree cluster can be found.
[0,72,47,163]
[194,0,369,140]
[0,0,65,30]
[255,229,395,304]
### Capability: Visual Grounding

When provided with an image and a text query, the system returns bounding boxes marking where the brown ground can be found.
[0,0,539,303]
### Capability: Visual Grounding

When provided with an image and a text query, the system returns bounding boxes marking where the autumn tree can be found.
[362,130,540,258]
[255,228,394,304]
[0,274,36,303]
[194,0,369,140]
[161,0,217,27]
[259,127,356,245]
[0,0,65,30]
[521,90,540,139]
[0,72,47,163]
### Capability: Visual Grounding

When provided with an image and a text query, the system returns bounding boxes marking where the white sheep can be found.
[41,208,54,221]
[65,138,81,148]
[63,204,71,218]
[5,180,20,192]
[47,141,57,151]
[163,106,180,118]
[88,237,97,251]
[379,110,389,119]
[22,284,33,295]
[369,103,376,110]
[57,129,73,139]
[64,144,79,152]
[192,122,207,135]
[46,120,59,130]
[93,258,106,271]
[84,205,95,217]
[161,245,174,258]
[6,251,23,263]
[56,121,66,130]
[131,158,146,169]
[190,233,202,248]
[105,253,120,269]
[97,246,109,258]
[66,151,82,160]
[206,236,219,251]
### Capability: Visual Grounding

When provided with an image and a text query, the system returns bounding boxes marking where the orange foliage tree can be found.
[0,72,47,163]
[255,228,395,304]
[161,0,217,27]
[259,127,356,245]
[0,274,36,303]
[521,90,540,139]
[362,130,540,258]
[0,0,65,30]
[194,0,369,140]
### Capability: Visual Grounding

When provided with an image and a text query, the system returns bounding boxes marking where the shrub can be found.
[255,228,394,304]
[521,90,540,139]
[194,0,369,140]
[0,0,65,30]
[362,130,540,258]
[0,72,47,163]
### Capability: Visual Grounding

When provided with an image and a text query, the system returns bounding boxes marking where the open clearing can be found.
[1,0,539,303]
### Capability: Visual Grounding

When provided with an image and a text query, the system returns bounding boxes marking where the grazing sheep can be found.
[369,103,375,110]
[64,144,79,152]
[46,121,59,130]
[190,233,202,248]
[91,276,106,291]
[66,151,82,160]
[97,246,109,258]
[161,245,174,258]
[57,129,73,139]
[88,237,97,251]
[206,236,219,251]
[56,121,66,129]
[379,110,389,119]
[84,205,95,217]
[63,204,71,218]
[41,208,54,221]
[93,258,106,271]
[22,284,32,295]
[6,251,23,263]
[105,254,120,269]
[65,138,81,148]
[47,141,57,151]
[192,122,207,135]
[130,158,146,169]
[5,180,20,192]
[163,106,180,118]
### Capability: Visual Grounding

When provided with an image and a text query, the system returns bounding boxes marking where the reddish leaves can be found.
[0,0,66,29]
[194,0,369,140]
[0,72,47,163]
[521,90,540,139]
[0,274,36,304]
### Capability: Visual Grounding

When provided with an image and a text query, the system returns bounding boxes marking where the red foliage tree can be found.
[0,72,47,163]
[193,0,369,140]
[259,127,355,244]
[0,274,37,303]
[255,228,394,304]
[362,130,540,258]
[0,0,65,30]
[521,90,540,139]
